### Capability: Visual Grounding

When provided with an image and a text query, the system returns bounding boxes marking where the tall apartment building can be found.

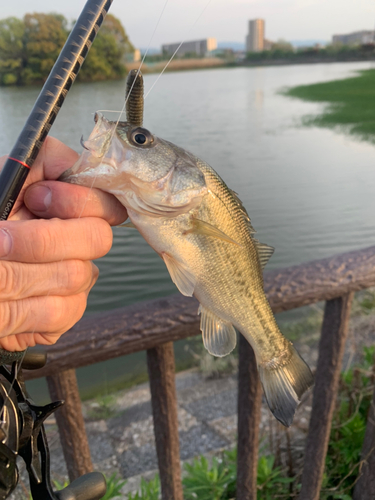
[162,38,217,57]
[246,19,265,52]
[332,30,375,45]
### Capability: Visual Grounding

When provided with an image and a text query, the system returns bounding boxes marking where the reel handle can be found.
[54,472,107,500]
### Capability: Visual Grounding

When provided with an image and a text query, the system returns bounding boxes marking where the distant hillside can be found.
[217,40,329,51]
[290,39,328,48]
[140,47,161,55]
[217,41,245,51]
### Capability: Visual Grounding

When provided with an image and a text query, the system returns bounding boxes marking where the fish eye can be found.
[130,127,154,147]
[135,133,146,144]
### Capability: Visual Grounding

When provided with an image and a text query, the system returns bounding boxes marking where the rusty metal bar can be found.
[23,245,375,381]
[46,368,93,481]
[299,292,354,500]
[353,384,375,499]
[147,342,183,500]
[236,334,262,500]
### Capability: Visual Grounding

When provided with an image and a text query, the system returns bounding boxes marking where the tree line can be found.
[246,40,375,61]
[0,13,134,85]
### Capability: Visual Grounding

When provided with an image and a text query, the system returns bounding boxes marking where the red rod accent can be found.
[8,158,31,169]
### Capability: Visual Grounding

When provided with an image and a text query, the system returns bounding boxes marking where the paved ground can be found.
[12,356,316,498]
[10,309,375,498]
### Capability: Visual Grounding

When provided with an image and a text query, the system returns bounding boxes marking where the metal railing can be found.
[23,245,375,500]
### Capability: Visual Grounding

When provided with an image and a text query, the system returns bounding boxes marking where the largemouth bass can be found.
[61,76,313,427]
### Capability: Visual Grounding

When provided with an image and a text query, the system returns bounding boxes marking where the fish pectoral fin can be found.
[258,344,314,427]
[253,239,275,270]
[198,305,237,357]
[118,221,137,228]
[162,252,196,297]
[184,219,242,247]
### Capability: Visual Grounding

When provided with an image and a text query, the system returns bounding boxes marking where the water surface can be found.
[1,62,374,398]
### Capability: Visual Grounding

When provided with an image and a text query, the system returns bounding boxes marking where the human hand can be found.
[0,137,127,351]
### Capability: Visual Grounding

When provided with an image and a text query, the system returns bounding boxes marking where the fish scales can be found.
[60,72,313,426]
[192,161,286,357]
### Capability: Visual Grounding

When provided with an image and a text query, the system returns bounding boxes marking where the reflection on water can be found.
[1,62,375,398]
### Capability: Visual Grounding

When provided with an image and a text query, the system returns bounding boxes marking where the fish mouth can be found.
[59,110,207,218]
[59,113,130,188]
[59,154,118,185]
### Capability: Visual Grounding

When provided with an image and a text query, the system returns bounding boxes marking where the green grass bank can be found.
[284,68,375,143]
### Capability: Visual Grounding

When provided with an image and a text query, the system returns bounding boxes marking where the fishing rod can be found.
[0,0,112,222]
[0,0,112,361]
[0,0,115,497]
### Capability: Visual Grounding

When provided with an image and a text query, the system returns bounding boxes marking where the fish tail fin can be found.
[258,344,314,427]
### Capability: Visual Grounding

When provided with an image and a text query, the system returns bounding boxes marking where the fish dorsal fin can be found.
[162,252,196,297]
[229,189,256,235]
[198,304,237,357]
[118,221,136,228]
[253,239,275,270]
[184,218,242,247]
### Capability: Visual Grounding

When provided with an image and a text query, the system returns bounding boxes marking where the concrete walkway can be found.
[11,309,375,498]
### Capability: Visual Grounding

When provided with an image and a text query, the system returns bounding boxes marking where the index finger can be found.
[24,181,128,226]
[0,218,113,263]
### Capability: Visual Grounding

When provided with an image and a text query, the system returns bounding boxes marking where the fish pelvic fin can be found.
[199,305,237,357]
[258,344,314,427]
[162,252,196,297]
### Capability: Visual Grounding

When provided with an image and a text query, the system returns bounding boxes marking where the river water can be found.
[1,61,375,399]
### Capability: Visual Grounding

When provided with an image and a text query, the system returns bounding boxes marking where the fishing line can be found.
[78,0,216,286]
[144,0,213,100]
[79,0,171,210]
[24,0,172,344]
[1,0,213,417]
[120,0,170,120]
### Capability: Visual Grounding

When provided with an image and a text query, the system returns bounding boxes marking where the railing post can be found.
[353,384,375,499]
[147,342,183,500]
[299,292,354,500]
[46,368,93,481]
[236,334,262,500]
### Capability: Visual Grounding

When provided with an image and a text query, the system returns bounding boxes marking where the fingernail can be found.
[0,229,12,258]
[26,185,52,212]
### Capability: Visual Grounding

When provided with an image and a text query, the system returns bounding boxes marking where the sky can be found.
[2,0,375,49]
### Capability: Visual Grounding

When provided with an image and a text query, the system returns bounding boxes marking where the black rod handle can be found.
[0,0,113,221]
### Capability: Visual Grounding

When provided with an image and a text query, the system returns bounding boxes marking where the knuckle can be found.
[29,220,57,261]
[43,297,67,328]
[48,295,87,332]
[0,300,23,336]
[65,260,92,293]
[0,262,16,299]
[92,219,113,256]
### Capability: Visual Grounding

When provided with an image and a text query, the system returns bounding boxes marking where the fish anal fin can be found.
[184,218,242,247]
[162,252,196,297]
[254,239,275,270]
[199,305,237,357]
[258,344,314,427]
[118,221,136,228]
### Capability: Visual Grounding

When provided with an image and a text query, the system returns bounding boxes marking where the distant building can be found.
[332,30,375,45]
[263,38,273,51]
[124,48,141,62]
[133,49,141,62]
[246,19,265,52]
[162,38,217,57]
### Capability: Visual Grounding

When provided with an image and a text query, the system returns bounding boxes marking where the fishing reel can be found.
[0,349,106,500]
